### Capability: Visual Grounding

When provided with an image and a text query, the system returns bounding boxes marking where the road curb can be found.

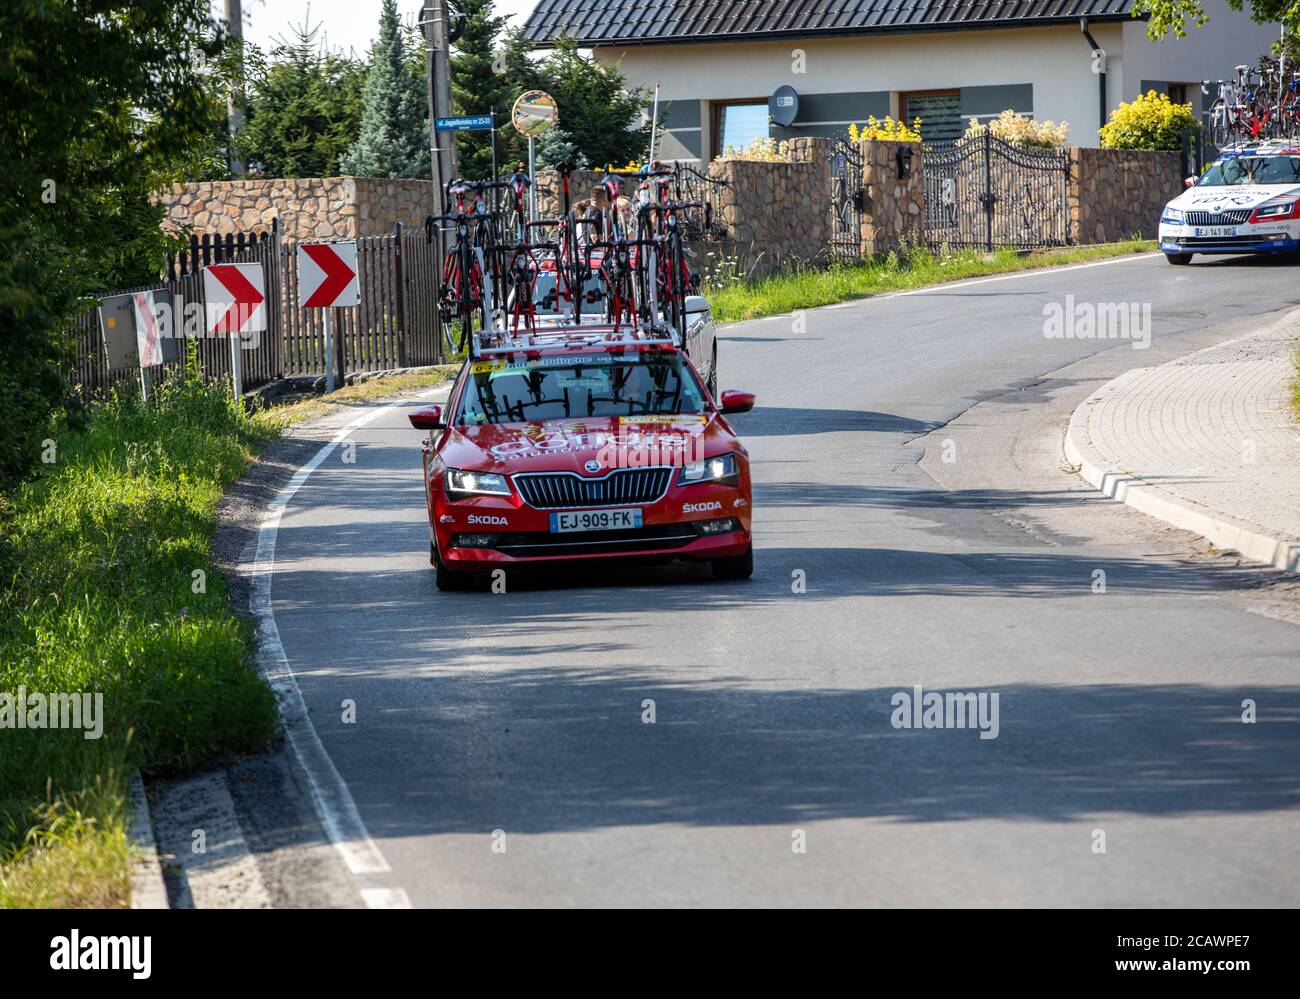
[1064,315,1300,574]
[128,770,170,909]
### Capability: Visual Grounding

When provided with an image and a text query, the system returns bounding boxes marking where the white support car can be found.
[1158,142,1300,264]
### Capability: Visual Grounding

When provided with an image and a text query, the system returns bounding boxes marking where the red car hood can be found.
[440,415,737,475]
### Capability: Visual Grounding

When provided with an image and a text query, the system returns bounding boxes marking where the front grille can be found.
[1177,234,1275,247]
[515,467,673,509]
[1183,209,1252,226]
[492,523,701,558]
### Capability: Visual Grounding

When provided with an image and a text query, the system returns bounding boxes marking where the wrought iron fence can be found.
[827,137,864,260]
[923,132,1070,251]
[673,164,728,239]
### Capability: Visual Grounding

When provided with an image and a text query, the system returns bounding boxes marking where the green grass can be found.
[0,355,460,907]
[705,240,1157,325]
[0,362,281,907]
[261,366,460,430]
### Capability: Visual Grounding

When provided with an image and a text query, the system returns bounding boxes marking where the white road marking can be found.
[361,888,414,909]
[870,253,1162,301]
[250,394,441,884]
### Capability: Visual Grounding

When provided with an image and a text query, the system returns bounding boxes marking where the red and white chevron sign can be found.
[299,242,359,308]
[132,290,164,368]
[202,262,267,335]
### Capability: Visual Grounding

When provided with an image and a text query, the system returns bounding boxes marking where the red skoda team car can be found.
[408,344,755,590]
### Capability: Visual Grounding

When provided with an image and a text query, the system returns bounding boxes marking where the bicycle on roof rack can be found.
[1204,56,1300,149]
[429,158,719,381]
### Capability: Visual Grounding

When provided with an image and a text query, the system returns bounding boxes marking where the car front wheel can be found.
[711,543,753,580]
[432,542,478,591]
[1165,252,1193,265]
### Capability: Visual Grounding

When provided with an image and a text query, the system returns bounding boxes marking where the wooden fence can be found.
[69,221,444,399]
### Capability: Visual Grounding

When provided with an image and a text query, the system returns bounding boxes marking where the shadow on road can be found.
[322,671,1300,836]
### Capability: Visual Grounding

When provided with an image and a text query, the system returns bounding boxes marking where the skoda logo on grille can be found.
[583,459,602,474]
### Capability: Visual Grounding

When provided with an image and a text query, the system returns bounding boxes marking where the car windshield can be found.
[1198,155,1300,186]
[456,352,707,425]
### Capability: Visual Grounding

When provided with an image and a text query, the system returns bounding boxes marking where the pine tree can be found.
[340,0,429,179]
[534,127,588,171]
[450,0,514,179]
[241,23,366,178]
[533,38,651,170]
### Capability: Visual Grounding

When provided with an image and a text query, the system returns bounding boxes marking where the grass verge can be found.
[262,366,459,430]
[0,357,459,908]
[705,240,1157,325]
[0,364,284,906]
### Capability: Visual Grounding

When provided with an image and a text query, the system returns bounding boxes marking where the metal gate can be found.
[828,136,864,260]
[923,132,1070,251]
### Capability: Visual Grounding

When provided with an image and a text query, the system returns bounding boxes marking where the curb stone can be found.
[1064,311,1300,574]
[128,770,169,909]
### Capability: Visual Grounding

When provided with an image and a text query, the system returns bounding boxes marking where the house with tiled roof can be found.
[522,1,1277,156]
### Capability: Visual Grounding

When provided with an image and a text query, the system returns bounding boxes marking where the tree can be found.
[534,127,589,171]
[530,38,652,170]
[240,24,367,178]
[0,0,228,494]
[340,0,429,178]
[1134,0,1299,56]
[451,0,515,179]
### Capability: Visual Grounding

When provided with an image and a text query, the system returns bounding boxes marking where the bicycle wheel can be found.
[438,255,459,360]
[664,234,687,350]
[457,242,477,355]
[1211,102,1229,149]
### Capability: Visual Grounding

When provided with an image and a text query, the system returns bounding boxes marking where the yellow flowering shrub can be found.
[717,137,792,162]
[965,109,1069,149]
[1098,91,1196,151]
[849,116,922,143]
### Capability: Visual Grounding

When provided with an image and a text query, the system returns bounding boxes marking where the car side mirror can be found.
[1184,176,1196,188]
[409,405,443,430]
[719,390,755,415]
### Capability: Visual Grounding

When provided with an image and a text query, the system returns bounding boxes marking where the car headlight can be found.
[1161,207,1183,224]
[677,452,739,486]
[1250,199,1298,221]
[445,468,511,497]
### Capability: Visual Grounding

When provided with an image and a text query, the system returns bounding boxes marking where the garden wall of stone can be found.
[859,139,925,256]
[157,145,1185,272]
[159,177,439,241]
[1068,148,1185,243]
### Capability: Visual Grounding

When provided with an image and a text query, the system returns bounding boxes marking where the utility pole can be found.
[225,0,246,177]
[420,2,457,360]
[422,2,457,191]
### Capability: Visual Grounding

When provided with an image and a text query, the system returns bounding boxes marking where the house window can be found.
[900,89,962,143]
[712,100,769,158]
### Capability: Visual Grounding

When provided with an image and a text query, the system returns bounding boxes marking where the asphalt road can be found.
[268,252,1300,907]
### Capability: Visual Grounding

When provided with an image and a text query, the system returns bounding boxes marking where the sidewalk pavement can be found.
[1066,309,1300,573]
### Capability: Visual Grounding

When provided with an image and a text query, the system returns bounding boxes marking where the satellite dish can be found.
[770,86,799,128]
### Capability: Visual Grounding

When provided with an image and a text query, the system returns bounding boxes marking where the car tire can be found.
[711,543,753,580]
[707,344,718,399]
[1165,253,1193,265]
[432,543,477,591]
